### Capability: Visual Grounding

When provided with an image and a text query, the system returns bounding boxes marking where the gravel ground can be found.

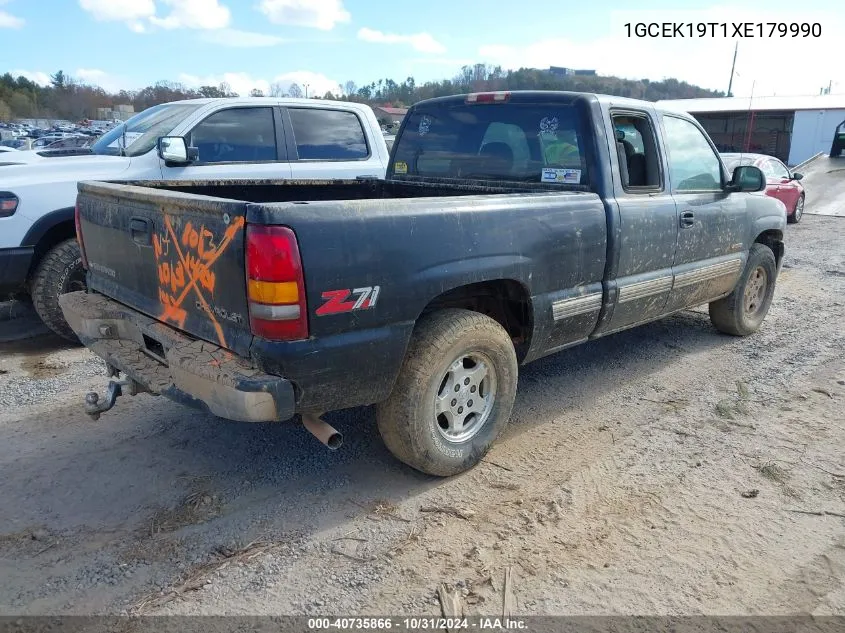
[0,197,843,617]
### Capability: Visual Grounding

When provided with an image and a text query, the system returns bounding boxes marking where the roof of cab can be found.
[409,90,690,117]
[162,96,374,112]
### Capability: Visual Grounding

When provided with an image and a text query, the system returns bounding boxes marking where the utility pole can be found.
[727,41,738,97]
[304,83,310,98]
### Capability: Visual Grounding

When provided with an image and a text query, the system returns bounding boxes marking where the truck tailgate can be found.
[76,182,252,356]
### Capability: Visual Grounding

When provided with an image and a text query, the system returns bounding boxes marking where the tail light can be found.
[246,225,308,341]
[466,92,511,104]
[74,202,89,270]
[0,192,18,218]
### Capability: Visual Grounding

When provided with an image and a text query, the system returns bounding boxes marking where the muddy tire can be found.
[376,309,518,477]
[709,243,777,336]
[30,238,86,343]
[788,193,805,224]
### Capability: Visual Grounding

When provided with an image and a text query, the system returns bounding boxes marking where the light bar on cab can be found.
[466,92,511,104]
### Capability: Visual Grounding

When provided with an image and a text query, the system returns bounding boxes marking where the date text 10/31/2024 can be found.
[308,618,527,630]
[624,22,821,38]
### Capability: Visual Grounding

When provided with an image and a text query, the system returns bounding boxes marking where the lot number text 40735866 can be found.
[624,22,822,38]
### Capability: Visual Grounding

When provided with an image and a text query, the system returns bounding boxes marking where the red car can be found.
[721,153,806,224]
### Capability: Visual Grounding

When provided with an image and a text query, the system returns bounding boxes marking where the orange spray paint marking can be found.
[154,214,245,347]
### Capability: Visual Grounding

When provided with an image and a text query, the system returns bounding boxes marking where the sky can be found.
[1,0,844,99]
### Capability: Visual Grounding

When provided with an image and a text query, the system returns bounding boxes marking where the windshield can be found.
[391,100,591,186]
[91,103,203,157]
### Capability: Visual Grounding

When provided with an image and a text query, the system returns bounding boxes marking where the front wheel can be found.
[788,193,805,224]
[376,309,518,477]
[29,238,86,343]
[709,243,777,336]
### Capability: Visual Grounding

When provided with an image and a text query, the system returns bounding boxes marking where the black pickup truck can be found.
[60,91,787,476]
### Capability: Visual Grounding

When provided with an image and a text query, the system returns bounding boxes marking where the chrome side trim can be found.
[618,276,673,304]
[673,258,743,290]
[552,293,603,321]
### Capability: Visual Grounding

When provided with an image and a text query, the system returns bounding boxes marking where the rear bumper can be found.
[58,291,296,422]
[0,246,34,295]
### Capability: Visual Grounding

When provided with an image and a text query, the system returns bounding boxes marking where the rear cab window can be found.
[288,108,369,160]
[390,96,592,186]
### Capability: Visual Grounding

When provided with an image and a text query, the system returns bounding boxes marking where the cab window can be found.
[662,115,723,191]
[189,107,278,164]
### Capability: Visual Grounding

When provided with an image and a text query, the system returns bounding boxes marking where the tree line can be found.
[0,64,723,122]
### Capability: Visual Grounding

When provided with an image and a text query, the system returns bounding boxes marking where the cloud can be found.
[178,72,270,97]
[0,7,24,28]
[198,28,284,47]
[78,0,229,32]
[177,70,342,97]
[477,6,845,98]
[78,0,155,29]
[75,68,127,92]
[357,27,446,54]
[150,0,229,30]
[271,71,342,96]
[258,0,350,31]
[10,70,51,86]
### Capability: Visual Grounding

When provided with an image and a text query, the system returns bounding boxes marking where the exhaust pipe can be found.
[302,414,343,450]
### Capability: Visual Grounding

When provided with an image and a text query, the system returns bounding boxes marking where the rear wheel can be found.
[376,309,518,477]
[788,193,805,224]
[709,243,777,336]
[30,238,86,342]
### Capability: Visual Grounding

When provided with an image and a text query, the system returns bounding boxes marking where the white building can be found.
[656,94,845,167]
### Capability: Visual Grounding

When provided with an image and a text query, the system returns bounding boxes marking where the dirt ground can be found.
[1,202,843,616]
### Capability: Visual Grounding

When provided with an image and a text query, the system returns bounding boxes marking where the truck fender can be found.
[21,207,76,248]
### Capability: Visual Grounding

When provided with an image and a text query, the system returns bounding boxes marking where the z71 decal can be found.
[316,286,381,316]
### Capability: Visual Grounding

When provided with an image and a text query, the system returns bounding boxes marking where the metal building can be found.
[656,94,845,167]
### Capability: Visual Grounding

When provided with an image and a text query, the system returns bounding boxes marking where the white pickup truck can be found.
[0,97,390,340]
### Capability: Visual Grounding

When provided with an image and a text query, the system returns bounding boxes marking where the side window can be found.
[189,107,277,164]
[288,109,369,160]
[758,160,776,177]
[662,116,723,192]
[611,113,661,190]
[767,159,789,179]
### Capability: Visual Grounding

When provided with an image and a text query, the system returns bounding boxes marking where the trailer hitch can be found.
[84,376,143,421]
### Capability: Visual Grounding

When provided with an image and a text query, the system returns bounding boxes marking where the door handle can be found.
[129,217,152,246]
[680,211,695,228]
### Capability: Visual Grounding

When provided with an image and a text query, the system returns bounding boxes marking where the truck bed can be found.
[117,175,591,202]
[76,176,607,413]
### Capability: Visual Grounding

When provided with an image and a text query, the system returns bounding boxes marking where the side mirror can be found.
[791,172,803,181]
[726,165,766,192]
[157,136,197,165]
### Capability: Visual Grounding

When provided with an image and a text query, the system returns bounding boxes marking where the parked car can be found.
[61,90,784,477]
[721,153,805,224]
[44,135,98,150]
[0,138,32,150]
[0,97,390,339]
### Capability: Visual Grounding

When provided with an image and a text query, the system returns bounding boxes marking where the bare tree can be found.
[269,81,286,97]
[287,83,303,98]
[343,80,357,97]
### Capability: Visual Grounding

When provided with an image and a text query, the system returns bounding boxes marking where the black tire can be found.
[787,193,805,224]
[709,243,777,336]
[29,238,86,342]
[376,309,518,477]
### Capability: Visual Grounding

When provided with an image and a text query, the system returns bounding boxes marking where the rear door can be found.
[594,108,679,334]
[661,115,746,312]
[161,106,292,181]
[283,107,384,179]
[78,183,252,355]
[766,157,800,211]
